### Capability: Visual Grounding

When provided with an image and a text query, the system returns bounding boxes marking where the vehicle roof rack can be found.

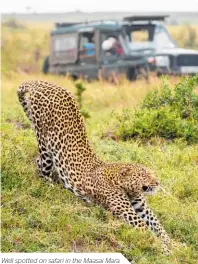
[55,20,118,28]
[123,15,169,22]
[55,22,80,28]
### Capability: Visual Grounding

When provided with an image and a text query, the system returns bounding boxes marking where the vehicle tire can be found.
[157,71,162,77]
[71,74,78,81]
[42,56,49,74]
[127,67,137,81]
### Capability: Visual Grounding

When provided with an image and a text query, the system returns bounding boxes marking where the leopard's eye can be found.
[142,185,148,191]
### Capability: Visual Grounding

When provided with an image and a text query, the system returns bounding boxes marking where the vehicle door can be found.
[99,30,127,78]
[75,28,100,80]
[50,32,78,68]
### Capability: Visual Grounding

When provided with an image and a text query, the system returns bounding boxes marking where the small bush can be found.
[111,76,198,143]
[75,81,90,119]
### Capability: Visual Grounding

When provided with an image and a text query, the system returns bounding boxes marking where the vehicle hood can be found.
[129,42,155,56]
[156,47,198,56]
[129,41,154,50]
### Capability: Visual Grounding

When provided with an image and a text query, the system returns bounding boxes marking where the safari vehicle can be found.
[121,15,198,76]
[42,21,150,81]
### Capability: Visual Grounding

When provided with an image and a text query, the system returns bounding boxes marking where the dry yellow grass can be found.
[167,25,198,48]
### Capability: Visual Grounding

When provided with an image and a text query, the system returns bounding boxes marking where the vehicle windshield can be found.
[154,25,176,49]
[125,24,176,50]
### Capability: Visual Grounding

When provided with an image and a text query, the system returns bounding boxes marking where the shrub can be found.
[111,76,198,143]
[75,81,90,119]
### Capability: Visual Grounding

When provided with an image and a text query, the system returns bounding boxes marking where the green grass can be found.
[1,21,198,263]
[1,73,198,264]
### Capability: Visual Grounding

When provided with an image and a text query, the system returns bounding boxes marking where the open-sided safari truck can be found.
[122,15,198,76]
[42,21,151,81]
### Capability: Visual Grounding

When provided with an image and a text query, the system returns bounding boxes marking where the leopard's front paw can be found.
[162,245,171,256]
[172,240,187,250]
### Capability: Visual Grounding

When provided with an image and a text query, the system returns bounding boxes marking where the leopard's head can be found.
[119,165,160,195]
[141,172,160,195]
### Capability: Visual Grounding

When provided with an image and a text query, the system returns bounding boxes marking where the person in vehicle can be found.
[102,36,123,56]
[83,35,96,56]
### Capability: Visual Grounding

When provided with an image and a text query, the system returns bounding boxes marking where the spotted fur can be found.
[17,80,173,254]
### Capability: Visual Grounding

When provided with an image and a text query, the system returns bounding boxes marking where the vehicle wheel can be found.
[157,71,162,77]
[127,67,137,81]
[42,56,49,74]
[71,75,78,81]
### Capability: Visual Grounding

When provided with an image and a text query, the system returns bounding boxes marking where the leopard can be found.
[17,80,173,254]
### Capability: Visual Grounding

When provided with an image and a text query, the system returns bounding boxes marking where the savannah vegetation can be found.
[1,20,198,263]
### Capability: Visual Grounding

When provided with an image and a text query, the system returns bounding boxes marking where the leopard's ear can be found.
[120,167,132,177]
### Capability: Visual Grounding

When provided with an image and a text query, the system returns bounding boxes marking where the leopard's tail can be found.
[17,81,34,123]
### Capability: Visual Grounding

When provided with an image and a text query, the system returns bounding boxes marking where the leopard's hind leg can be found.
[35,135,59,185]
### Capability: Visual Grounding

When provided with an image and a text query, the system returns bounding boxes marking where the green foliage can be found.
[75,81,91,119]
[75,82,86,108]
[113,76,198,143]
[2,74,198,263]
[2,22,198,262]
